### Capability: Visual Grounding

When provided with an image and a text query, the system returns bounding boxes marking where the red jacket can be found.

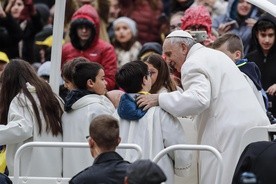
[62,5,117,90]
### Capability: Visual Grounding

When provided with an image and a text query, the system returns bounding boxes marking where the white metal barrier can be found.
[12,142,142,184]
[239,125,276,155]
[153,144,223,184]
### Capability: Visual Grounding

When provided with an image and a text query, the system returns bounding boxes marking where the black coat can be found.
[69,151,130,184]
[232,141,276,184]
[0,14,23,59]
[246,13,276,116]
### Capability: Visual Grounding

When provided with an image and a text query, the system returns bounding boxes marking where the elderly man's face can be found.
[162,39,187,72]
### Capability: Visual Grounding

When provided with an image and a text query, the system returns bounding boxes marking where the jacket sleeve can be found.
[160,110,192,177]
[0,97,33,145]
[159,62,211,117]
[0,14,23,46]
[100,44,117,90]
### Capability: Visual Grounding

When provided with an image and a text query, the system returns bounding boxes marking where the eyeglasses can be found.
[85,135,90,140]
[147,71,153,77]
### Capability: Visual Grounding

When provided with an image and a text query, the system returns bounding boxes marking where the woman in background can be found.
[113,16,142,68]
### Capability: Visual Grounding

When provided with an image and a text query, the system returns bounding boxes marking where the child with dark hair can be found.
[62,60,115,177]
[246,13,276,118]
[114,60,192,184]
[0,59,63,177]
[62,4,117,90]
[145,53,178,94]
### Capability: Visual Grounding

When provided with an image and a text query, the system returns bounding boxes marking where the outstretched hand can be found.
[136,94,159,111]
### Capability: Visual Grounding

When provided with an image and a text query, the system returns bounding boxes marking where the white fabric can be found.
[0,91,62,177]
[62,94,115,177]
[113,107,192,184]
[115,41,142,68]
[159,43,270,184]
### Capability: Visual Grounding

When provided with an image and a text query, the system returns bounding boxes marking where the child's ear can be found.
[142,75,148,85]
[87,79,94,90]
[234,50,242,60]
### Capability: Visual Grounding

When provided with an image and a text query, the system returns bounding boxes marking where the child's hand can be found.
[245,18,257,27]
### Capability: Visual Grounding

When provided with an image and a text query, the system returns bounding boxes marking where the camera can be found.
[190,31,208,43]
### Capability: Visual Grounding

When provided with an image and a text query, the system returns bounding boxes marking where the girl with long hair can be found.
[0,59,63,177]
[145,53,179,94]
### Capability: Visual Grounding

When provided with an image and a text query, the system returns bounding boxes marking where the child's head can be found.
[113,17,137,47]
[253,14,276,55]
[212,33,244,62]
[145,53,177,93]
[88,114,120,156]
[61,57,88,91]
[116,61,151,93]
[73,62,107,95]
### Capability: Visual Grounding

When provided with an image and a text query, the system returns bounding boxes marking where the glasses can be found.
[147,71,153,77]
[86,135,90,140]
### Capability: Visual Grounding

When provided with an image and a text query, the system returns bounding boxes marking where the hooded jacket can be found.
[212,0,260,54]
[62,5,117,90]
[181,5,216,42]
[246,13,276,115]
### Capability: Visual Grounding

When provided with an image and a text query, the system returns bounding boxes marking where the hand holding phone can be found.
[190,31,208,43]
[223,20,238,29]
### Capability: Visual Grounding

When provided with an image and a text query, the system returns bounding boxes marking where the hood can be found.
[69,5,100,50]
[251,13,276,54]
[227,0,259,21]
[181,5,212,37]
[117,93,147,120]
[138,42,162,59]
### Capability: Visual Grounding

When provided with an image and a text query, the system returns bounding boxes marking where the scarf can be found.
[64,89,92,112]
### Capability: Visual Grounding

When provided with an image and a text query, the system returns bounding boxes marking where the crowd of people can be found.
[0,0,276,184]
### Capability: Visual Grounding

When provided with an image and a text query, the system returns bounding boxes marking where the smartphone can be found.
[224,20,238,29]
[190,31,208,43]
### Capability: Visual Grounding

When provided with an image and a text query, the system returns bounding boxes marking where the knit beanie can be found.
[113,17,137,37]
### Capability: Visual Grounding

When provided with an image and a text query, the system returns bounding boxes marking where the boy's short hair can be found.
[61,57,88,82]
[89,115,119,150]
[212,33,244,56]
[72,61,103,90]
[115,61,149,93]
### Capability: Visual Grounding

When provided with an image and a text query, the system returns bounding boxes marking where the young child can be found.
[144,53,179,94]
[0,59,63,177]
[114,60,192,184]
[212,33,276,124]
[62,59,115,177]
[246,13,276,118]
[113,17,142,68]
